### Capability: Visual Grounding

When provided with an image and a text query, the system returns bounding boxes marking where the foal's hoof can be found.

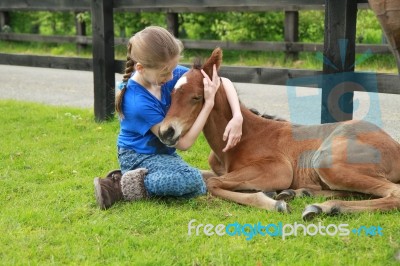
[263,191,277,199]
[275,200,291,213]
[276,189,296,201]
[302,205,322,221]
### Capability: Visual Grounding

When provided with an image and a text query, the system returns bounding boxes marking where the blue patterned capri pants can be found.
[118,147,207,198]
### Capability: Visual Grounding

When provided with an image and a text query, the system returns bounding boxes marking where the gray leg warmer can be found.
[120,168,149,201]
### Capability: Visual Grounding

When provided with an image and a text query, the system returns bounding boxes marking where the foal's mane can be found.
[249,108,288,122]
[192,58,203,70]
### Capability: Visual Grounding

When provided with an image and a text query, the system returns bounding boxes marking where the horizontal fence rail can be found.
[1,53,398,95]
[0,33,393,54]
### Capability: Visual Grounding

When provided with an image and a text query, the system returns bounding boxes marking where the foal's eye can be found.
[192,95,203,102]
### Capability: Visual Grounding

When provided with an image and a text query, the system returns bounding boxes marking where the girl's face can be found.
[140,56,179,87]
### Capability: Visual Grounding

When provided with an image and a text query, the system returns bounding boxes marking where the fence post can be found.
[284,10,299,61]
[321,0,357,123]
[91,0,115,121]
[0,11,10,31]
[75,11,87,54]
[166,12,179,37]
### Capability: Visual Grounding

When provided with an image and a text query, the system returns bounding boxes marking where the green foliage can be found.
[299,11,325,42]
[181,13,224,40]
[114,12,166,38]
[38,12,76,35]
[181,12,284,41]
[356,9,383,44]
[212,12,284,41]
[76,11,90,24]
[298,9,383,44]
[8,11,38,33]
[9,11,76,35]
[1,100,400,265]
[5,9,386,44]
[75,11,92,35]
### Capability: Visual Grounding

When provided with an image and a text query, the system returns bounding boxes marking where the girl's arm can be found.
[221,77,243,152]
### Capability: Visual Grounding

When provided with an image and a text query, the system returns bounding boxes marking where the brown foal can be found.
[159,48,400,220]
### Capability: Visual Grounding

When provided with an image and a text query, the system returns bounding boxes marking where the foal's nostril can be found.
[165,126,175,139]
[161,126,175,141]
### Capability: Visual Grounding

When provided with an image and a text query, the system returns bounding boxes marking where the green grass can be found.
[1,100,400,265]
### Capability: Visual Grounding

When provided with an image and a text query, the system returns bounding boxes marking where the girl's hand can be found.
[201,64,220,105]
[223,115,243,152]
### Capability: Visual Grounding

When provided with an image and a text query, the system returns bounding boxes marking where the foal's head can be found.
[159,47,222,146]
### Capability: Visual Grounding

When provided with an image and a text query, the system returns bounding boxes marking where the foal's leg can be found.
[302,165,400,220]
[200,152,226,182]
[208,151,226,176]
[206,160,293,212]
[303,195,400,220]
[276,188,368,201]
[201,170,217,182]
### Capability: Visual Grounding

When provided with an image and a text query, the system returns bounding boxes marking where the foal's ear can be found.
[202,47,222,79]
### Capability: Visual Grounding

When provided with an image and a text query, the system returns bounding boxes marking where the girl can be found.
[94,26,243,209]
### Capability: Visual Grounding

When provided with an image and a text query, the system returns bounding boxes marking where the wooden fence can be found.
[0,0,399,121]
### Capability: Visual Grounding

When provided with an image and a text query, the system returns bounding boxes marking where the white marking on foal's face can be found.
[174,76,187,90]
[171,120,184,143]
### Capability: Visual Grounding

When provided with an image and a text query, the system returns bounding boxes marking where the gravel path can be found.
[1,64,399,141]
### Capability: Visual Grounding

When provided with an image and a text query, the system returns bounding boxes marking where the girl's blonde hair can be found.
[115,26,183,118]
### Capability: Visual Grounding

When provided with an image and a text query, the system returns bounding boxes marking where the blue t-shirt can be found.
[117,65,189,154]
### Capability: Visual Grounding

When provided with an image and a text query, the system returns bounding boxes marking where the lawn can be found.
[1,100,399,265]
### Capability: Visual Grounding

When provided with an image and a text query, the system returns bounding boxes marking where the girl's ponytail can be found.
[115,42,135,118]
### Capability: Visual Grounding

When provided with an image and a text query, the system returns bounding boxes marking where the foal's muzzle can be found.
[159,125,180,147]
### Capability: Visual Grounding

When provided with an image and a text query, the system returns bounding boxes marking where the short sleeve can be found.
[123,93,165,136]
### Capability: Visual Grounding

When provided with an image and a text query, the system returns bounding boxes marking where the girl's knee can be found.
[144,169,206,198]
[177,169,206,197]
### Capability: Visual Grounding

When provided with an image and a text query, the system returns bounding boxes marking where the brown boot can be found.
[94,169,124,210]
